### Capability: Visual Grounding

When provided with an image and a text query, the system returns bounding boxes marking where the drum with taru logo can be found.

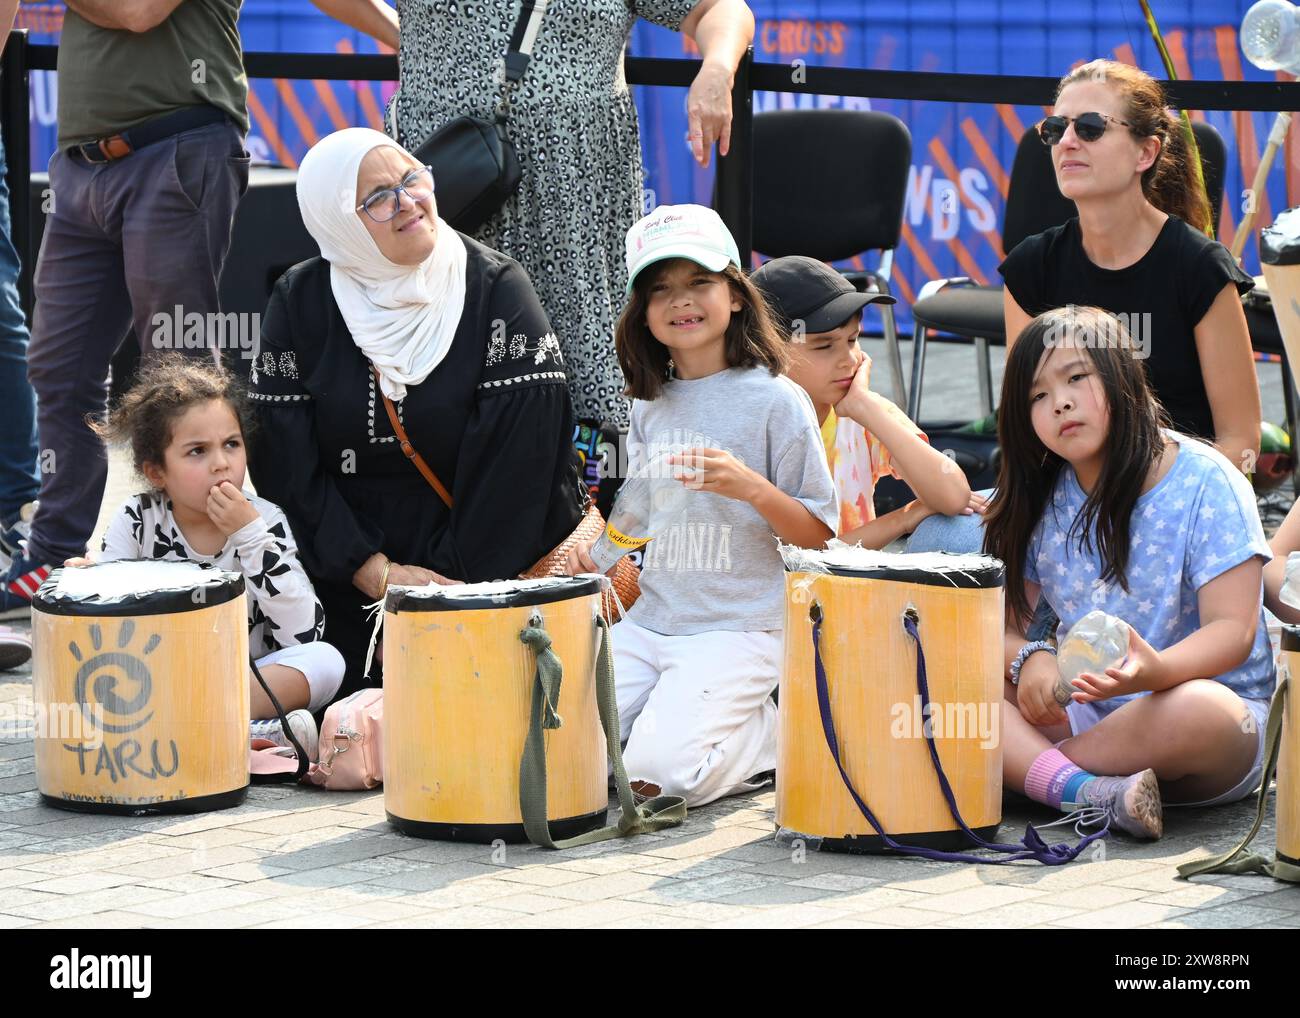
[383,576,609,842]
[1274,630,1300,870]
[778,548,1005,852]
[31,560,250,815]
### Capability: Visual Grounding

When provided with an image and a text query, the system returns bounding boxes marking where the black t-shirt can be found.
[999,216,1253,440]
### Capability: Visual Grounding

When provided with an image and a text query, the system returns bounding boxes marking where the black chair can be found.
[906,120,1227,423]
[745,109,913,406]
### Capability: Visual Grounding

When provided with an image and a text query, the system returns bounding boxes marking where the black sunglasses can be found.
[1038,112,1133,146]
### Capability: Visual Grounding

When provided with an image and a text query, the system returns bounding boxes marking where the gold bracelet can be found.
[379,557,393,598]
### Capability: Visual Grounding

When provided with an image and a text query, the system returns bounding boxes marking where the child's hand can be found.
[63,556,95,568]
[1017,650,1069,728]
[963,491,990,516]
[834,356,890,426]
[670,447,763,503]
[565,539,602,575]
[1070,625,1162,702]
[207,481,260,536]
[900,499,938,534]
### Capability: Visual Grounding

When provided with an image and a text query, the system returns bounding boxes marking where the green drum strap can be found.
[1178,676,1300,883]
[518,613,686,850]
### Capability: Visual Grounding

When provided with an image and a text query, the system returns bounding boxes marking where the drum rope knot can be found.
[519,623,563,730]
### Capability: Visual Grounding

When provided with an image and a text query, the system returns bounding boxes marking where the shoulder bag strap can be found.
[498,1,549,113]
[372,365,454,509]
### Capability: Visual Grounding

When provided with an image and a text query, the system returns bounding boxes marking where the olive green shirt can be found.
[57,1,248,149]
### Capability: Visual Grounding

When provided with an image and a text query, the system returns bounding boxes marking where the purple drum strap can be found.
[811,610,1106,865]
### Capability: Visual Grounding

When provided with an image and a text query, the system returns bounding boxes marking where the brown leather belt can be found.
[71,105,230,164]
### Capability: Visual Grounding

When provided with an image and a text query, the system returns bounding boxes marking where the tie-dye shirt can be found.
[820,399,928,534]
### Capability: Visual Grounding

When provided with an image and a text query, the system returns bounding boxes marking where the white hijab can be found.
[296,128,468,401]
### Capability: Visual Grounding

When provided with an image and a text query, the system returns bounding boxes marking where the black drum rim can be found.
[32,565,246,617]
[385,575,605,613]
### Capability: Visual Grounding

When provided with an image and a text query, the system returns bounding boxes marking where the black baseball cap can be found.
[751,255,896,337]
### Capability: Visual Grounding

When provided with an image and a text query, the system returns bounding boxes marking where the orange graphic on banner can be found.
[1215,25,1270,250]
[962,117,1010,200]
[274,79,321,149]
[928,135,1002,266]
[900,221,942,284]
[313,80,352,133]
[1164,30,1204,123]
[246,88,297,169]
[336,40,386,131]
[996,104,1027,145]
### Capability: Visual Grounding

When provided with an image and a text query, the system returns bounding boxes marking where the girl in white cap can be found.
[569,204,837,807]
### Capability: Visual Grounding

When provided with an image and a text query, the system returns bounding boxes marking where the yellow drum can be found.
[32,560,250,815]
[383,576,608,842]
[1276,630,1300,869]
[779,550,1004,851]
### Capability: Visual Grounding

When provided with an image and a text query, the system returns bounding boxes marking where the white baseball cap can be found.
[624,204,742,295]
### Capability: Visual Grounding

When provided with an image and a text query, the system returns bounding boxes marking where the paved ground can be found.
[1,341,1297,929]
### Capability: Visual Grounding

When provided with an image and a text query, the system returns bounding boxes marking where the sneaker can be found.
[249,709,318,762]
[0,502,37,559]
[0,547,53,621]
[0,626,31,670]
[1078,768,1164,839]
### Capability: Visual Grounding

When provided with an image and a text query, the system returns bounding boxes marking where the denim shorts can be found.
[1066,695,1271,807]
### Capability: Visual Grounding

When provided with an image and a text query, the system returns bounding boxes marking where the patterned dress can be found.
[390,0,701,429]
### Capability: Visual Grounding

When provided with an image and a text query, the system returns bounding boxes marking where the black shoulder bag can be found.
[412,0,548,233]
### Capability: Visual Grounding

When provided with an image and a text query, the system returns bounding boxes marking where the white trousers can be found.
[613,619,781,807]
[256,642,346,714]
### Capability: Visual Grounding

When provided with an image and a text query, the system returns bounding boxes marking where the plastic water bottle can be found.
[589,451,695,573]
[1054,610,1131,707]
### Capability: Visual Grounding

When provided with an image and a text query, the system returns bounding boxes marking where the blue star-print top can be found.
[1027,431,1276,709]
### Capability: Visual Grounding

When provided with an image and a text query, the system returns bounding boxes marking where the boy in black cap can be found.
[752,256,979,547]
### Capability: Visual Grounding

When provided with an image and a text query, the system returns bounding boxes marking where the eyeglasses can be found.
[1038,112,1133,146]
[356,166,436,223]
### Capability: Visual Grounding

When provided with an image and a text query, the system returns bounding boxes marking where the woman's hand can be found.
[670,447,762,503]
[352,553,458,599]
[1017,649,1069,728]
[389,564,458,588]
[63,556,95,568]
[207,481,260,537]
[685,62,734,168]
[1070,625,1163,703]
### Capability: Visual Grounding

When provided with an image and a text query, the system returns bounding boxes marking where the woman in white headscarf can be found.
[248,128,586,702]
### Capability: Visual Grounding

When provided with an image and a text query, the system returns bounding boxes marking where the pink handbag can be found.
[306,688,384,790]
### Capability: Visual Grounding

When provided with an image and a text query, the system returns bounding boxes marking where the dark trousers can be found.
[26,121,250,564]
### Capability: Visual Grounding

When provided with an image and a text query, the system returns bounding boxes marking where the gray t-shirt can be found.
[626,367,837,636]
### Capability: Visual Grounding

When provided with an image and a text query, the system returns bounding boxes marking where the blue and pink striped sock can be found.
[1024,748,1096,810]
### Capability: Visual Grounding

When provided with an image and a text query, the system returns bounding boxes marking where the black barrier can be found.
[6,30,1300,321]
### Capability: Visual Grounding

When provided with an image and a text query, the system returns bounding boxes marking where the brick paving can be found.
[1,342,1297,928]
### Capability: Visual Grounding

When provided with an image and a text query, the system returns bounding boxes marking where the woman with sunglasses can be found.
[1001,58,1259,475]
[245,128,587,703]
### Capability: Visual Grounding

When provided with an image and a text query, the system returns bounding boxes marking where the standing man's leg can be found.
[7,150,134,617]
[0,132,40,556]
[121,122,249,364]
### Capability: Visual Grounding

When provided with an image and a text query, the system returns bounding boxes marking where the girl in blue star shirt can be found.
[985,307,1274,840]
